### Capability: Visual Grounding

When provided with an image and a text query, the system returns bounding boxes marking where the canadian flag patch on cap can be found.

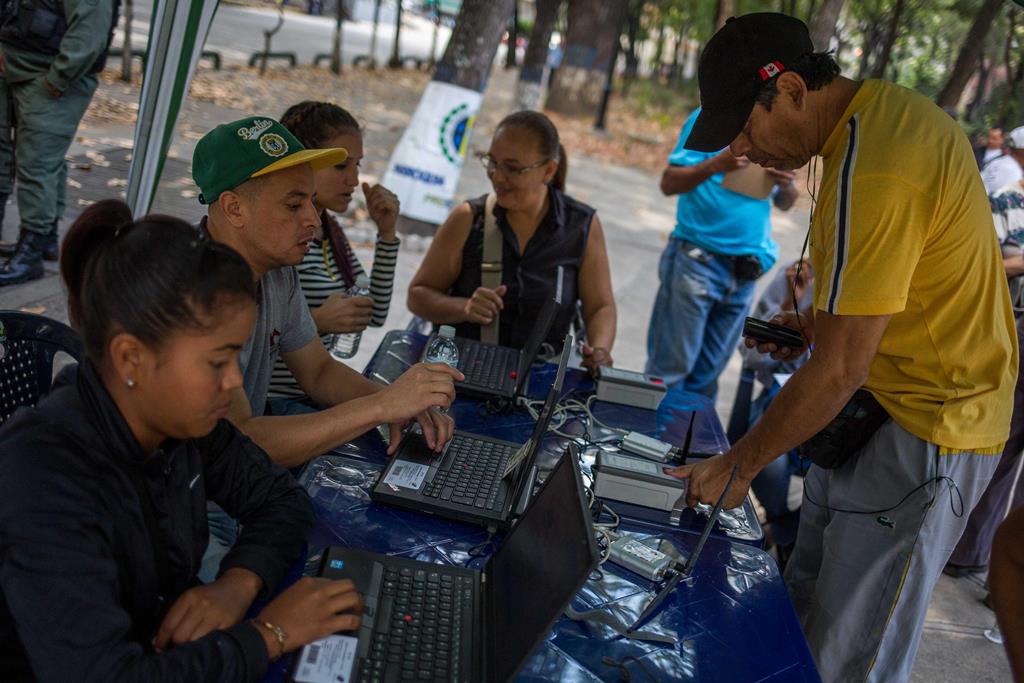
[759,60,785,80]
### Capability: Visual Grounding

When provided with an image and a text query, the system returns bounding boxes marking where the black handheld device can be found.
[742,317,805,349]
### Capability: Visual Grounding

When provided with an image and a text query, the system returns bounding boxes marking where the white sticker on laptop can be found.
[383,460,429,490]
[294,634,358,683]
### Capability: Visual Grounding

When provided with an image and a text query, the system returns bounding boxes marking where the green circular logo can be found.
[259,133,289,158]
[439,104,474,165]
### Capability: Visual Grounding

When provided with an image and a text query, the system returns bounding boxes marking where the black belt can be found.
[676,238,764,281]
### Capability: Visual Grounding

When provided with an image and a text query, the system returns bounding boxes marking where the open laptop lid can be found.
[512,266,565,395]
[485,442,597,682]
[502,334,572,486]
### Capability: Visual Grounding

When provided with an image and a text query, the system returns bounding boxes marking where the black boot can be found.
[0,222,58,261]
[0,230,47,286]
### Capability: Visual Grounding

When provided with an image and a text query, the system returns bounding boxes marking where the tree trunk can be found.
[545,0,629,117]
[856,21,880,79]
[368,0,381,68]
[936,0,1005,110]
[622,0,642,95]
[869,0,905,79]
[398,0,515,235]
[805,0,818,24]
[653,16,667,69]
[432,0,514,92]
[997,8,1021,125]
[965,56,990,122]
[259,8,285,76]
[807,0,845,51]
[505,0,518,68]
[515,0,561,109]
[120,0,133,82]
[387,0,403,69]
[714,0,734,32]
[669,27,683,84]
[330,0,345,75]
[428,0,441,68]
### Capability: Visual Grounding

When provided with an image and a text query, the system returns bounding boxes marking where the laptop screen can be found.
[526,336,570,445]
[487,444,597,681]
[513,268,564,394]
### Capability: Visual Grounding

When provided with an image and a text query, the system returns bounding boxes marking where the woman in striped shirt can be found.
[267,101,401,407]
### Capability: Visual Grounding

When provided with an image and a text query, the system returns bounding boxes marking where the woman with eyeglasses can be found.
[408,111,616,370]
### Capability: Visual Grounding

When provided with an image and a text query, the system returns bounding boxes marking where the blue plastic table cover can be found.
[364,330,763,547]
[285,452,819,682]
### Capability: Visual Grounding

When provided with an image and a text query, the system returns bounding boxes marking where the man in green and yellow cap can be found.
[193,115,460,474]
[195,116,462,580]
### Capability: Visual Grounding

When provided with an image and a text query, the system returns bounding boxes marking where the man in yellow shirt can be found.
[667,13,1015,682]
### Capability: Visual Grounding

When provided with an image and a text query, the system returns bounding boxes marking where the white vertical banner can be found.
[382,81,483,225]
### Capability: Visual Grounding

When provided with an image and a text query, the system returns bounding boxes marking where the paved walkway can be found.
[0,62,1010,682]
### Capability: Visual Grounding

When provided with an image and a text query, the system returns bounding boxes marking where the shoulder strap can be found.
[480,193,502,345]
[982,152,1007,170]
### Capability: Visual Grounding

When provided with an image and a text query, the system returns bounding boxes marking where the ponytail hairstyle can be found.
[280,100,361,149]
[495,110,568,192]
[59,199,256,364]
[280,100,362,287]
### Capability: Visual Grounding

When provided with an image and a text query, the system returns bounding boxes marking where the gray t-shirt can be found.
[240,266,318,416]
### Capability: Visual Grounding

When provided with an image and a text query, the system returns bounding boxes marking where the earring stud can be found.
[126,378,136,388]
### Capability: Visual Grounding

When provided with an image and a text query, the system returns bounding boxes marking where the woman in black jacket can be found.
[0,200,361,681]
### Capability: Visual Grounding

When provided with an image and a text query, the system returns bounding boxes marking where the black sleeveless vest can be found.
[448,187,594,350]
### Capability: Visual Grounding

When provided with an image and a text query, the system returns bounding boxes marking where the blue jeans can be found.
[198,398,319,582]
[199,504,240,583]
[645,237,757,399]
[266,396,319,416]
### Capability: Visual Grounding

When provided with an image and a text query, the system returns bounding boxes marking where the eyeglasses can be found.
[477,153,549,177]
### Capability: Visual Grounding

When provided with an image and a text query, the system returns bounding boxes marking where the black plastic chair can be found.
[0,311,81,424]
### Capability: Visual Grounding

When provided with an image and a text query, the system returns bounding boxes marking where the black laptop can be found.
[443,288,562,400]
[307,442,599,683]
[371,335,571,530]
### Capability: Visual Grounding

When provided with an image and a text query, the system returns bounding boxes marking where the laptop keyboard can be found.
[457,340,517,390]
[422,435,511,511]
[362,566,474,682]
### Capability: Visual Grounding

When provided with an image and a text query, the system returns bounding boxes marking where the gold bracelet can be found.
[252,619,288,659]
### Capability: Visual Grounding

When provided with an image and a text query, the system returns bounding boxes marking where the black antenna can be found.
[680,464,739,577]
[679,411,696,464]
[626,464,739,635]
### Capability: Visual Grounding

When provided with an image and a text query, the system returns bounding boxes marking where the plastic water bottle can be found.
[424,325,459,369]
[329,274,371,360]
[423,325,460,415]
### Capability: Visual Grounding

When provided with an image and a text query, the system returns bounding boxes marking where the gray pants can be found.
[785,420,999,682]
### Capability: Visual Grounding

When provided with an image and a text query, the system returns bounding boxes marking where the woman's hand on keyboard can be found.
[257,577,364,656]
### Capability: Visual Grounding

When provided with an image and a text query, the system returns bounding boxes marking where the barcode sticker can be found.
[294,634,357,683]
[383,459,429,490]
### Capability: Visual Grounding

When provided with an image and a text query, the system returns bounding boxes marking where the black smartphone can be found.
[742,317,805,349]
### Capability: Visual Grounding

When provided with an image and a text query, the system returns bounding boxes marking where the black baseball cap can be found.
[685,13,814,152]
